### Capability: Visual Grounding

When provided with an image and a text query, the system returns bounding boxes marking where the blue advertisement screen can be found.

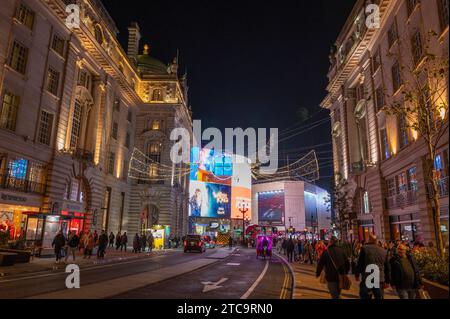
[189,181,231,218]
[258,191,285,223]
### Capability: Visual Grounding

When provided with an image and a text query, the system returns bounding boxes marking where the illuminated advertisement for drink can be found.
[258,190,285,224]
[189,180,231,218]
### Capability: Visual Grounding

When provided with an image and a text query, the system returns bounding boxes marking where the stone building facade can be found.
[0,0,191,248]
[321,0,449,245]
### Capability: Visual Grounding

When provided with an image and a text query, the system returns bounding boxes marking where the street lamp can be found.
[238,202,249,246]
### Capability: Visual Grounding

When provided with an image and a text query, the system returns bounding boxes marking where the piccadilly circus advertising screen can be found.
[189,147,251,219]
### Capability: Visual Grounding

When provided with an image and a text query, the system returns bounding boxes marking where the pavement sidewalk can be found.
[0,247,179,278]
[277,253,399,299]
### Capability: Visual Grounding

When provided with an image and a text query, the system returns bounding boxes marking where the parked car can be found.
[183,235,206,253]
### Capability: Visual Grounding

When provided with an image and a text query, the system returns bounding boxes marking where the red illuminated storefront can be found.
[23,211,87,255]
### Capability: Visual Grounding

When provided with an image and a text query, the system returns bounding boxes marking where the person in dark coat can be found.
[147,233,154,252]
[108,232,115,248]
[97,230,108,258]
[316,236,350,299]
[389,243,423,299]
[120,232,128,251]
[115,231,122,250]
[133,234,141,253]
[228,236,233,249]
[286,238,295,263]
[65,231,80,262]
[141,233,147,252]
[355,234,391,299]
[52,231,66,263]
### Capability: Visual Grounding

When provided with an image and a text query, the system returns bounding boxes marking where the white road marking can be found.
[201,277,229,293]
[240,260,269,299]
[226,263,240,266]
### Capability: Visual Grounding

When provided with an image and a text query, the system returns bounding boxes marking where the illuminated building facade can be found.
[0,0,191,249]
[321,0,449,245]
[251,181,331,239]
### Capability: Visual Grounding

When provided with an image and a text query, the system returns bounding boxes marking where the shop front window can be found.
[400,223,417,242]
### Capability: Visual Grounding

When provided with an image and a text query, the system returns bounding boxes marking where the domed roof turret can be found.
[137,44,168,75]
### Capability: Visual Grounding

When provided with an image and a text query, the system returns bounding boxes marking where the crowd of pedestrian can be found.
[275,234,431,300]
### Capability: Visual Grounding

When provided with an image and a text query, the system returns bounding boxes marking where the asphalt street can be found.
[113,247,292,299]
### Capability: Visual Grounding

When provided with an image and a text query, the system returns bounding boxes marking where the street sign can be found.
[201,278,228,293]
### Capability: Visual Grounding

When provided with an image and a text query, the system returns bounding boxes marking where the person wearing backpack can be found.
[316,236,350,299]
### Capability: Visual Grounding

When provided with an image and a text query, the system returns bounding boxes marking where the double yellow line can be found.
[279,261,291,299]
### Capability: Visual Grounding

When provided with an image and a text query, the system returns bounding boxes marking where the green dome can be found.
[137,45,168,75]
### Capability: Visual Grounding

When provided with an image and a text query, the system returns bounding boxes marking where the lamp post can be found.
[238,203,249,246]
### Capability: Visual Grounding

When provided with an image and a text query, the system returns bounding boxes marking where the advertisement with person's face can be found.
[258,191,285,224]
[189,181,231,218]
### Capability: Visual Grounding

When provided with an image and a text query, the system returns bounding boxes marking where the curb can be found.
[274,252,297,299]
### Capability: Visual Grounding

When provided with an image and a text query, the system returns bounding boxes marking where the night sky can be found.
[101,0,357,191]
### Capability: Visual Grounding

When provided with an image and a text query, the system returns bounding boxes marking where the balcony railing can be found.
[0,174,46,195]
[386,189,418,209]
[428,176,449,198]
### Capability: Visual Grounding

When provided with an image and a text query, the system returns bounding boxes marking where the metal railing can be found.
[0,173,46,195]
[386,189,418,209]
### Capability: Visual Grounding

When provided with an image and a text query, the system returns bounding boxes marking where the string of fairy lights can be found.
[127,114,331,183]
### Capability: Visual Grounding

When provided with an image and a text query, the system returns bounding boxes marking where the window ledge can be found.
[4,64,27,81]
[44,90,61,101]
[12,18,34,35]
[50,48,66,61]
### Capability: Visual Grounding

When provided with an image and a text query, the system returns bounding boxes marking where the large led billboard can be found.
[257,190,285,224]
[189,148,251,219]
[189,181,232,218]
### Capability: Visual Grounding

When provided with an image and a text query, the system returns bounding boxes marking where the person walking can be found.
[52,231,66,264]
[281,238,287,255]
[315,240,327,262]
[316,236,350,299]
[389,243,423,299]
[133,233,140,253]
[228,236,233,249]
[84,232,95,259]
[65,231,80,262]
[115,231,122,250]
[108,232,115,249]
[286,237,295,263]
[304,241,314,264]
[120,232,128,251]
[78,231,85,253]
[97,230,108,258]
[297,240,304,263]
[141,233,147,252]
[355,234,390,299]
[93,230,98,246]
[147,233,154,252]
